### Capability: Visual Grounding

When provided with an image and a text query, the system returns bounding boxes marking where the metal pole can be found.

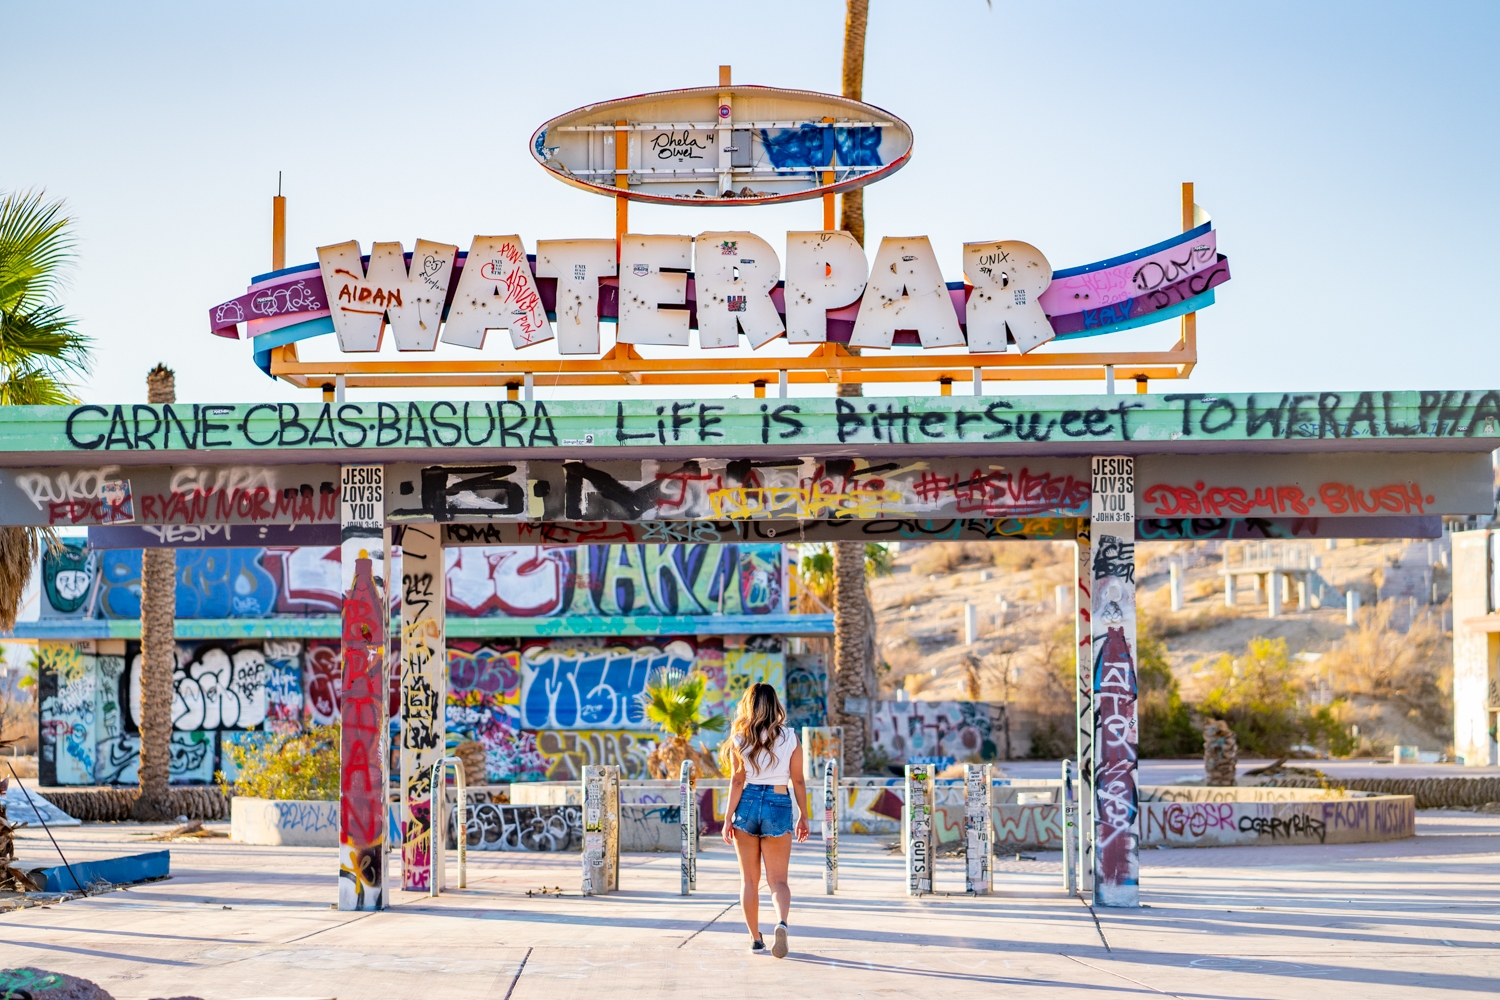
[456,759,466,890]
[823,756,839,894]
[428,755,466,898]
[1062,759,1077,893]
[679,759,696,896]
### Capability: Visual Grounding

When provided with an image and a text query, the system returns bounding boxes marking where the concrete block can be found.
[230,797,338,847]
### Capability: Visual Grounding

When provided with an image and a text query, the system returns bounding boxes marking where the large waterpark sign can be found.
[207,80,1230,386]
[209,226,1228,359]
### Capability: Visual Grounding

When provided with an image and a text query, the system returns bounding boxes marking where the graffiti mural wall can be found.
[40,639,290,786]
[36,540,800,786]
[870,700,1004,767]
[446,636,782,783]
[42,542,784,619]
[38,632,787,786]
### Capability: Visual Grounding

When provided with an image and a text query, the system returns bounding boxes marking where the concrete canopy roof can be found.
[2,389,1498,467]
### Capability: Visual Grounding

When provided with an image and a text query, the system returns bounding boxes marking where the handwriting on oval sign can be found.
[650,131,708,160]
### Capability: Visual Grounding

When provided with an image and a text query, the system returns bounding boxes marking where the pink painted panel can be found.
[1039,230,1216,314]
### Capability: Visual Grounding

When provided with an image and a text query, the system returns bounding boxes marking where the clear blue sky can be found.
[4,1,1497,404]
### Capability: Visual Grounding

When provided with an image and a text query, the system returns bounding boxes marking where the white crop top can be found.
[736,726,798,785]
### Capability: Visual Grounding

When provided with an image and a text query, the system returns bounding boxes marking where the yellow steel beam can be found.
[269,341,1193,391]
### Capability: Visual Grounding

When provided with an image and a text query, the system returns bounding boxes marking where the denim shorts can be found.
[733,783,794,838]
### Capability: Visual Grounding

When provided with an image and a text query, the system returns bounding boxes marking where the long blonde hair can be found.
[721,683,786,774]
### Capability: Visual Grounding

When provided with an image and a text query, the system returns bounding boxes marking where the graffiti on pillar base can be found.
[339,547,387,911]
[1092,530,1139,898]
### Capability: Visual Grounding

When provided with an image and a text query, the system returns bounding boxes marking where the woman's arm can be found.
[722,746,745,845]
[787,742,811,843]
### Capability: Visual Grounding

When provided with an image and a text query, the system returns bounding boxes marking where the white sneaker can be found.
[772,922,788,959]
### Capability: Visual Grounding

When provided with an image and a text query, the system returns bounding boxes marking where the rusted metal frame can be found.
[1178,182,1199,378]
[272,366,1189,390]
[270,348,1194,377]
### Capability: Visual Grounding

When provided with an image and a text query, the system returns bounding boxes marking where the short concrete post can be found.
[903,764,934,896]
[1267,572,1281,618]
[822,757,839,895]
[679,759,697,895]
[1252,573,1263,603]
[428,755,466,898]
[583,764,620,895]
[1346,589,1360,626]
[1062,759,1078,894]
[1297,577,1310,612]
[964,602,978,645]
[1282,573,1293,604]
[964,764,993,895]
[1225,574,1236,607]
[1055,584,1068,616]
[1169,564,1183,611]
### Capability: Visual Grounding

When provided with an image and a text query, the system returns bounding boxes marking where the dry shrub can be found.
[989,541,1068,572]
[1320,600,1451,736]
[911,543,964,576]
[1143,603,1237,638]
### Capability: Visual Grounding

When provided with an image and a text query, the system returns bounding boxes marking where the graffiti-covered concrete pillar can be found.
[339,464,388,911]
[1072,518,1094,896]
[399,523,447,891]
[1090,456,1139,907]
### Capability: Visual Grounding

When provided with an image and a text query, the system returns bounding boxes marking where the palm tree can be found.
[838,0,869,248]
[0,191,92,631]
[642,669,725,779]
[134,364,176,819]
[800,542,890,613]
[831,0,875,774]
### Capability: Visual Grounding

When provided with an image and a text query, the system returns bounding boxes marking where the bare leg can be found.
[733,831,764,941]
[760,833,793,925]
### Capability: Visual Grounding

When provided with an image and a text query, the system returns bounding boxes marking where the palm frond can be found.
[0,190,75,311]
[0,368,78,406]
[641,667,715,741]
[0,303,91,375]
[0,190,86,630]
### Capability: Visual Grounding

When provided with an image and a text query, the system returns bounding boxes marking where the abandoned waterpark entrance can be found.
[14,70,1500,915]
[8,390,1498,909]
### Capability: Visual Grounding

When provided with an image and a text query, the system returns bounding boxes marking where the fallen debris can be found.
[525,885,565,897]
[137,820,229,842]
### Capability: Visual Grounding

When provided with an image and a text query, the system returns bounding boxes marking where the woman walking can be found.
[721,682,810,958]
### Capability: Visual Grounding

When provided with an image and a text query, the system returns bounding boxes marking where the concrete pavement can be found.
[1,811,1498,999]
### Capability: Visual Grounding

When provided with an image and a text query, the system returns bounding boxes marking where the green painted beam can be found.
[5,390,1498,462]
[4,613,833,641]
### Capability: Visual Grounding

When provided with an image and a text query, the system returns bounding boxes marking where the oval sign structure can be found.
[531,85,913,207]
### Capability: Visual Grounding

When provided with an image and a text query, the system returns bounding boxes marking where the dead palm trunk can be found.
[829,0,874,774]
[133,364,176,819]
